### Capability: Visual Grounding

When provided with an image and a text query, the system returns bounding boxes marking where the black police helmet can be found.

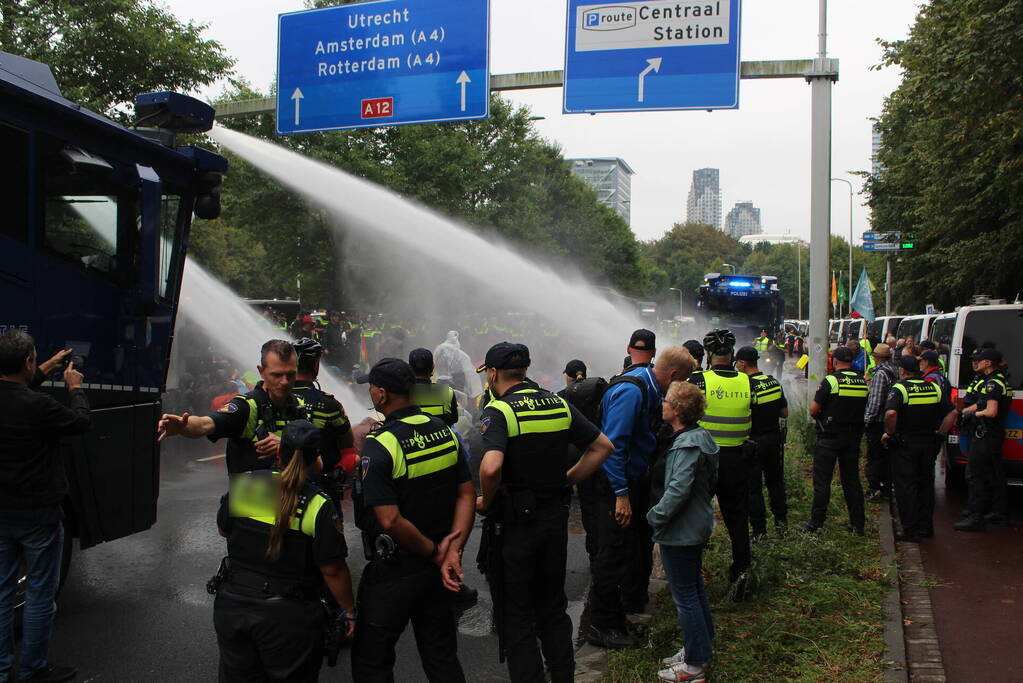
[703,329,736,357]
[293,337,323,361]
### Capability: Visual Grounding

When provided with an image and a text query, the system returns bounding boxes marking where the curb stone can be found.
[886,501,947,682]
[879,502,909,683]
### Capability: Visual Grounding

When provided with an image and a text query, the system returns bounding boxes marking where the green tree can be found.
[867,0,1023,311]
[0,0,234,118]
[641,223,749,308]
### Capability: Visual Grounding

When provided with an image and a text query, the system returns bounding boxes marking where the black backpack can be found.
[562,377,609,424]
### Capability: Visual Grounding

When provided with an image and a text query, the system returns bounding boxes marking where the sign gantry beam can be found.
[214,60,838,120]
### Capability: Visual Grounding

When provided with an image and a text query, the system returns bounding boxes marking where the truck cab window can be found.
[0,123,29,244]
[42,146,136,277]
[159,194,182,299]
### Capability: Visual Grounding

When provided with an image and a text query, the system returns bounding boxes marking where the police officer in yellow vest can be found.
[753,330,771,355]
[351,358,476,683]
[882,355,956,542]
[476,343,613,682]
[689,329,755,597]
[212,419,355,681]
[734,345,789,538]
[408,347,459,426]
[955,348,1010,532]
[158,339,309,474]
[802,346,870,534]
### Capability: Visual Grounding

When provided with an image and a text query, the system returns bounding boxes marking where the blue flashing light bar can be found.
[728,281,753,288]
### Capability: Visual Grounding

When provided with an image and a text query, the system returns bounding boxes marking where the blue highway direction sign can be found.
[863,242,902,252]
[277,0,489,134]
[563,0,742,114]
[862,231,899,242]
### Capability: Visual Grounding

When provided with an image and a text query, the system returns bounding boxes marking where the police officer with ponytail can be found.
[883,355,956,542]
[212,420,355,682]
[351,358,476,683]
[802,346,869,535]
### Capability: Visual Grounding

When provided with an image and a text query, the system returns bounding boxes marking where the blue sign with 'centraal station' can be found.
[277,0,489,134]
[564,0,742,114]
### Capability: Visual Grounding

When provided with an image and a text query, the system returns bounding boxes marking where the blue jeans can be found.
[0,523,64,680]
[659,544,714,667]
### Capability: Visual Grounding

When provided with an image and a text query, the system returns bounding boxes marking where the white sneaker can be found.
[657,662,706,682]
[660,647,686,666]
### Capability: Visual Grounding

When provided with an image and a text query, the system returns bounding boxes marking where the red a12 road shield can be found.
[361,97,394,119]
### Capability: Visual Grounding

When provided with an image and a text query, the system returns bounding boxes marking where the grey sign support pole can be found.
[807,0,836,399]
[886,255,893,315]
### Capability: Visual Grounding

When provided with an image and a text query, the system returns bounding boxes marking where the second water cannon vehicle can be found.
[698,273,784,345]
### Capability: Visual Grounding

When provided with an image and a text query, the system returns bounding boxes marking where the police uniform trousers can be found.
[214,590,324,683]
[715,445,752,581]
[747,432,788,535]
[500,498,575,683]
[351,558,465,683]
[575,471,602,563]
[810,429,865,530]
[588,471,654,630]
[865,422,892,495]
[891,435,939,538]
[966,432,1008,518]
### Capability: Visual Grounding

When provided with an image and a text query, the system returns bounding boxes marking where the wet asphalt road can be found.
[48,438,592,682]
[920,464,1023,683]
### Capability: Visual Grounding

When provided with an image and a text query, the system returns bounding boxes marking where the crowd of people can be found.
[0,315,1011,683]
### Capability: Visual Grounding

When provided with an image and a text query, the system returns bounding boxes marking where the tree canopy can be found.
[867,0,1023,310]
[0,0,235,119]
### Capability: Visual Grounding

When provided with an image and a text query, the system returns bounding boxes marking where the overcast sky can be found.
[163,0,920,243]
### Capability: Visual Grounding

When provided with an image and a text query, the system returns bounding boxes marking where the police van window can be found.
[866,319,883,341]
[898,318,923,341]
[42,146,133,276]
[0,123,29,244]
[959,309,1023,390]
[158,194,182,299]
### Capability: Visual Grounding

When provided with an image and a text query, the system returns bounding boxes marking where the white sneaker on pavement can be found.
[657,662,706,682]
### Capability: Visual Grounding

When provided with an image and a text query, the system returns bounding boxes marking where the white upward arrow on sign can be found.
[291,87,304,125]
[456,71,471,112]
[637,58,662,103]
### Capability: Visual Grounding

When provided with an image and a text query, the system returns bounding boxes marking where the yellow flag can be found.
[797,354,810,370]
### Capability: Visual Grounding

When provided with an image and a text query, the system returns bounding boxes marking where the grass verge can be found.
[604,412,890,682]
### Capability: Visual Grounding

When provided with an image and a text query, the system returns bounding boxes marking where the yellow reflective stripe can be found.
[825,375,839,394]
[407,446,458,479]
[404,438,459,461]
[420,404,445,416]
[490,400,519,438]
[300,494,328,537]
[516,408,569,418]
[894,383,909,403]
[241,397,259,440]
[519,416,572,435]
[366,431,404,479]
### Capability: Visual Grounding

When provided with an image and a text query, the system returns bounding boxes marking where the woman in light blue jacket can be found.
[647,381,719,683]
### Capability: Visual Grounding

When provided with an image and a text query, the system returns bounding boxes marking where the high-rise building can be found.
[686,168,722,230]
[567,157,635,225]
[871,123,883,176]
[725,200,762,239]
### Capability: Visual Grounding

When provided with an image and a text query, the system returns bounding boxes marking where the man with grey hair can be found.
[0,330,90,683]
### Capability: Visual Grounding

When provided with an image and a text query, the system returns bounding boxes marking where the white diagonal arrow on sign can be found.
[456,71,471,112]
[291,87,304,125]
[637,58,662,103]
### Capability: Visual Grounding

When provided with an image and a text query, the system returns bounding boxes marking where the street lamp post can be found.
[831,177,854,317]
[668,287,684,321]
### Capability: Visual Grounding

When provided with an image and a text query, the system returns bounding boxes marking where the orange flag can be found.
[831,272,838,306]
